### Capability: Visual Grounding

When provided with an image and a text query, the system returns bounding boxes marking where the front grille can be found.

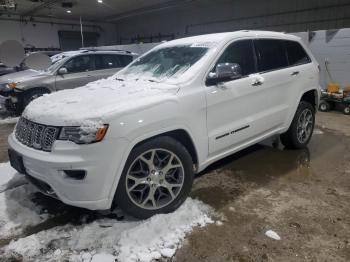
[15,117,59,152]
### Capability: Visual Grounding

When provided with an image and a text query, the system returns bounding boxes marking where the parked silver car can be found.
[0,49,135,113]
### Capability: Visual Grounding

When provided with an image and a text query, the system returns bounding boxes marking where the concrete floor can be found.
[0,112,349,261]
[176,112,350,262]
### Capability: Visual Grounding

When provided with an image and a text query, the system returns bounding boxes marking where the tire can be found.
[281,101,315,149]
[114,136,194,219]
[22,88,50,111]
[319,100,330,112]
[344,106,350,115]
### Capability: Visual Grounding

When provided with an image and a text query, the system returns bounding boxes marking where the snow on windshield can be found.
[118,45,209,82]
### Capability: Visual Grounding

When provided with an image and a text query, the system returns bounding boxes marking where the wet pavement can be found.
[176,114,350,262]
[0,112,349,261]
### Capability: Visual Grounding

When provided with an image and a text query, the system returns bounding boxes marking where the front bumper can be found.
[8,133,129,210]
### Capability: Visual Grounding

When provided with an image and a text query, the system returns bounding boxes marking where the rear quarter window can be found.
[284,40,311,66]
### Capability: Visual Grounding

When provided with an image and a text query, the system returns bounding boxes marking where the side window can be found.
[284,40,311,66]
[116,55,133,67]
[95,54,119,70]
[254,39,288,72]
[215,40,256,76]
[64,55,92,73]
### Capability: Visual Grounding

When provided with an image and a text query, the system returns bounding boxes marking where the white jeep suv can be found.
[8,31,320,218]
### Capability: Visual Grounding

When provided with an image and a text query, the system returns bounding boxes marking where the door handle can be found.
[291,71,299,76]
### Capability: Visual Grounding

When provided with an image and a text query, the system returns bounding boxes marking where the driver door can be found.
[55,55,94,90]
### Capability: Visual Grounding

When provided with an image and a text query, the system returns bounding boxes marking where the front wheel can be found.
[114,136,194,219]
[281,101,315,149]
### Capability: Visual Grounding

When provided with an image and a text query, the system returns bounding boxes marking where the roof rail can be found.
[79,47,132,53]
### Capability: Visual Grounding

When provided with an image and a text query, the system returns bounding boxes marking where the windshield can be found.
[45,55,69,73]
[118,45,209,81]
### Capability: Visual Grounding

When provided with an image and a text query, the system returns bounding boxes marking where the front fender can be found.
[105,123,197,209]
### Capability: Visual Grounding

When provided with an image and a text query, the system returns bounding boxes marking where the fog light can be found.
[64,170,86,180]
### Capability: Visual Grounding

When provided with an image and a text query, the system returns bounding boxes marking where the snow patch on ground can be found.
[0,183,49,238]
[90,253,116,262]
[3,198,214,262]
[0,162,48,238]
[0,117,19,125]
[265,230,281,240]
[313,129,324,135]
[0,162,17,188]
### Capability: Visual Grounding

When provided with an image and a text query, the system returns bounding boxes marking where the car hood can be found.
[0,69,50,84]
[23,77,179,126]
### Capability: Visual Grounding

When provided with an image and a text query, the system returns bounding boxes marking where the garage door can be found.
[58,31,100,51]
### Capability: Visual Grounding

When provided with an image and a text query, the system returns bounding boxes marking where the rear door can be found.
[251,39,294,132]
[283,40,315,118]
[55,55,94,90]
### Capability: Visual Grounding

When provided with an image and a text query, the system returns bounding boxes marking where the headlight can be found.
[58,125,108,144]
[7,82,18,89]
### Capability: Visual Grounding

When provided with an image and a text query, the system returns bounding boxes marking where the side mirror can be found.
[58,67,68,75]
[208,63,242,83]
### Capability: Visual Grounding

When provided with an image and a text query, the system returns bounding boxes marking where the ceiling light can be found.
[97,0,103,3]
[66,10,72,13]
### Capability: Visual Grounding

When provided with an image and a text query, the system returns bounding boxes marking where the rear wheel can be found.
[344,106,350,115]
[114,136,194,219]
[281,101,315,149]
[319,100,330,112]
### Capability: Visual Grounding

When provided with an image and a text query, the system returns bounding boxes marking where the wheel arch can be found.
[300,89,319,110]
[24,86,52,95]
[283,88,320,134]
[130,129,199,168]
[108,127,199,210]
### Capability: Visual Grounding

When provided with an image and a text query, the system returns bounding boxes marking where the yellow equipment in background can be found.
[326,83,340,93]
[320,59,350,114]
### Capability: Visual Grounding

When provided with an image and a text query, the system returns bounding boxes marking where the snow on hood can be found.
[23,77,179,126]
[0,69,49,84]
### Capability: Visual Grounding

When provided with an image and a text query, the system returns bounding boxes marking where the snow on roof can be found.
[51,49,135,64]
[50,51,82,63]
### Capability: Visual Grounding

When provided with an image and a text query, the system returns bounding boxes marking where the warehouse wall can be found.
[115,0,350,43]
[0,16,117,49]
[307,29,350,89]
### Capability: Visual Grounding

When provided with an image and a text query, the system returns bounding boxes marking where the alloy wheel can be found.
[125,149,184,210]
[296,108,313,144]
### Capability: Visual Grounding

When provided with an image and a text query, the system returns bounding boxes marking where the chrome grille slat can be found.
[15,117,59,152]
